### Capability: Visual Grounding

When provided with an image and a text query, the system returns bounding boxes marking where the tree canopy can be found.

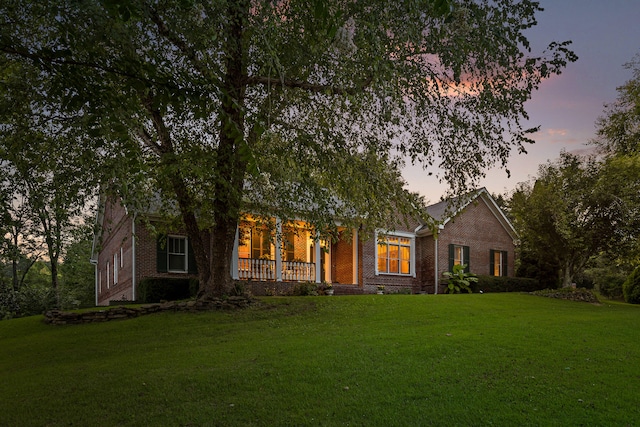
[0,0,577,296]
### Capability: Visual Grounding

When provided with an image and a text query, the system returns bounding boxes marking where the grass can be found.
[1,293,639,426]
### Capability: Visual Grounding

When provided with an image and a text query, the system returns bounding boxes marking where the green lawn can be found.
[1,293,639,426]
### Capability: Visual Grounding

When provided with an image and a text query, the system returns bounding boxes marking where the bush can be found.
[442,264,477,293]
[17,284,57,316]
[474,275,543,293]
[595,273,625,300]
[291,282,318,296]
[137,278,198,303]
[0,288,18,320]
[622,267,640,304]
[531,287,599,303]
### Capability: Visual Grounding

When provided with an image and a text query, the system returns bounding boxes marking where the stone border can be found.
[44,296,256,325]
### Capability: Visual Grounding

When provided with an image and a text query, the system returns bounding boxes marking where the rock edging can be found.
[44,296,256,325]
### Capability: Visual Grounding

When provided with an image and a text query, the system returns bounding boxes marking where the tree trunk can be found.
[200,0,249,298]
[50,256,59,308]
[561,259,574,288]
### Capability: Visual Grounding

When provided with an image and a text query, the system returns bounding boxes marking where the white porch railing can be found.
[282,261,316,282]
[237,258,315,282]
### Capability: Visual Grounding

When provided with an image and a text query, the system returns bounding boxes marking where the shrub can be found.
[595,273,625,300]
[0,288,18,320]
[475,276,543,293]
[291,282,318,296]
[443,264,477,294]
[137,278,198,303]
[622,267,640,304]
[531,287,599,303]
[17,284,57,316]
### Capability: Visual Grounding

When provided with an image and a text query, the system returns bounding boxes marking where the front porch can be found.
[230,218,360,285]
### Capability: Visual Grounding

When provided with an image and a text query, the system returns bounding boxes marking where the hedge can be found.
[137,278,199,303]
[472,275,544,293]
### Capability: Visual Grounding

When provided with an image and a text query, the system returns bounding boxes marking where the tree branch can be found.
[245,75,372,96]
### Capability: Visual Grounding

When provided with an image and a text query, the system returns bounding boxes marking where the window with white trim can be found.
[168,236,188,272]
[377,234,413,275]
[113,253,118,285]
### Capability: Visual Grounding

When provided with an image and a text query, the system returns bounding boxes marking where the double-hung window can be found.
[157,235,197,274]
[448,244,470,273]
[490,249,508,277]
[376,233,414,276]
[167,236,187,272]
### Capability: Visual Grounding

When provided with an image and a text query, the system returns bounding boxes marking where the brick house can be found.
[90,187,517,305]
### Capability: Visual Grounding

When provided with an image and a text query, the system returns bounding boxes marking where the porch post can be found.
[314,232,322,283]
[231,226,239,280]
[275,218,283,282]
[352,228,359,285]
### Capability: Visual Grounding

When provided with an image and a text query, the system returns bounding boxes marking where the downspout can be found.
[434,236,438,295]
[132,212,136,301]
[91,259,98,306]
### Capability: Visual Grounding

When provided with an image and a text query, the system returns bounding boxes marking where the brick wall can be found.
[134,222,201,286]
[361,218,422,294]
[332,231,355,284]
[433,199,516,293]
[96,198,200,306]
[96,199,134,305]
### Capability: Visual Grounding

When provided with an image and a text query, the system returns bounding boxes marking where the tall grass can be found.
[1,294,639,426]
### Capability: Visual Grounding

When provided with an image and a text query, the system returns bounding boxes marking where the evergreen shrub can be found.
[474,275,543,293]
[137,278,198,303]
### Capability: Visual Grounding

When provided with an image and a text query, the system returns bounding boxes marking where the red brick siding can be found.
[433,199,515,293]
[96,199,134,305]
[361,219,422,293]
[332,231,354,284]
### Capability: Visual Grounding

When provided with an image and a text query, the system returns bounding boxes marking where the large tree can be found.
[509,151,639,288]
[0,0,576,297]
[0,57,98,307]
[590,53,640,265]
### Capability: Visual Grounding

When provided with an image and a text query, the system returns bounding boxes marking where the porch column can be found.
[231,226,239,280]
[314,232,322,283]
[352,228,359,285]
[275,218,283,282]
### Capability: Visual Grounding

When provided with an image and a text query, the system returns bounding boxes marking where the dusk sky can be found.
[404,0,640,203]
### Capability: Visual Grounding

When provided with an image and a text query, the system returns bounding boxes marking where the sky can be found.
[403,0,640,203]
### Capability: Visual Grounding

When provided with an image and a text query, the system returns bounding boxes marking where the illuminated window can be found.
[448,244,470,273]
[251,229,271,259]
[490,250,508,277]
[377,234,412,275]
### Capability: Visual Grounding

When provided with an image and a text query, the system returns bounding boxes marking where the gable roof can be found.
[417,187,518,241]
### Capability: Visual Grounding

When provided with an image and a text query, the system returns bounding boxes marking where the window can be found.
[238,228,251,259]
[448,244,470,272]
[251,229,272,259]
[113,253,119,285]
[167,236,187,272]
[490,250,508,277]
[283,230,295,261]
[106,261,110,289]
[377,234,413,275]
[157,235,197,274]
